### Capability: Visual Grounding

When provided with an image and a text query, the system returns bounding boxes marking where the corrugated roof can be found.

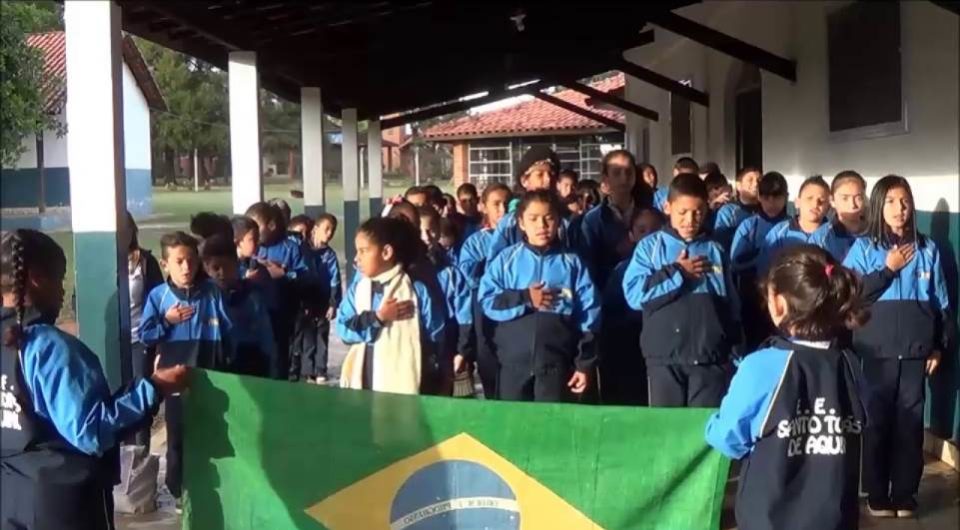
[422,74,624,141]
[26,31,166,114]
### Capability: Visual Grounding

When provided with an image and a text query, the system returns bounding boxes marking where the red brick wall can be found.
[452,142,469,187]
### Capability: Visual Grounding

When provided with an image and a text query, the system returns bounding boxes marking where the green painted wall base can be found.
[73,231,128,389]
[304,204,326,219]
[343,200,360,280]
[369,197,383,218]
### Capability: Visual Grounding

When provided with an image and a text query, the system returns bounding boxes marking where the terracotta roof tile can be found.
[26,31,166,114]
[422,73,624,140]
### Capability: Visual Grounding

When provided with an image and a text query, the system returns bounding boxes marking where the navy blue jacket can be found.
[757,218,831,274]
[302,245,343,311]
[843,235,955,359]
[577,198,634,291]
[139,278,233,369]
[221,280,276,371]
[256,237,311,311]
[479,242,600,373]
[729,211,788,276]
[706,337,864,530]
[623,227,741,365]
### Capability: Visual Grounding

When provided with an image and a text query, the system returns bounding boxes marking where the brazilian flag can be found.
[184,371,730,530]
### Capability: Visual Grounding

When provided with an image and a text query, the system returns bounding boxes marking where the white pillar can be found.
[367,119,383,215]
[65,0,128,388]
[229,51,262,214]
[341,108,360,277]
[301,86,325,217]
[414,145,421,186]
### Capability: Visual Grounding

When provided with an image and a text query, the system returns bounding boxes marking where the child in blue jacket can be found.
[458,183,511,398]
[757,176,832,274]
[706,245,867,530]
[139,231,232,501]
[200,234,275,378]
[336,217,446,395]
[245,202,310,380]
[623,174,741,407]
[479,190,600,402]
[711,166,761,252]
[730,171,790,350]
[842,175,955,518]
[813,170,868,262]
[1,229,187,530]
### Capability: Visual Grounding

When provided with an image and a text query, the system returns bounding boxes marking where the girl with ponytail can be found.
[842,175,955,518]
[706,244,868,530]
[1,229,188,530]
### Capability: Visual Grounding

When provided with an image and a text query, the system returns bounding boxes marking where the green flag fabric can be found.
[184,371,730,530]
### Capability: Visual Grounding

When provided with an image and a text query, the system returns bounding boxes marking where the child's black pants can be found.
[296,314,331,379]
[472,296,498,398]
[497,365,571,403]
[646,363,729,407]
[164,394,183,499]
[862,357,925,503]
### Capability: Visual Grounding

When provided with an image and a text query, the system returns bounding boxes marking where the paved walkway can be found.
[118,332,959,530]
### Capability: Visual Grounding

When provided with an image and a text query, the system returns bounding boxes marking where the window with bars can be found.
[468,143,513,187]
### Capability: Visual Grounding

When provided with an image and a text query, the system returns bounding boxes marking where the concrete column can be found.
[301,87,325,218]
[65,0,128,388]
[367,119,383,216]
[229,51,262,214]
[341,108,360,278]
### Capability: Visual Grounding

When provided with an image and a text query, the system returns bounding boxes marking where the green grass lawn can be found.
[55,178,448,322]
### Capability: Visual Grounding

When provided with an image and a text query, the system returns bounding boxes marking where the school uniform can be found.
[139,278,232,499]
[599,260,646,405]
[712,201,758,252]
[729,211,788,350]
[653,185,669,213]
[2,308,159,530]
[622,226,741,407]
[295,245,342,380]
[459,228,499,398]
[336,267,446,395]
[256,237,310,380]
[126,249,163,447]
[812,221,861,262]
[478,241,600,402]
[756,218,831,274]
[577,197,635,290]
[705,337,865,530]
[437,261,474,364]
[843,235,955,505]
[222,280,276,377]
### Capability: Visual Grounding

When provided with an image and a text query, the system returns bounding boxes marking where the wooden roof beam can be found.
[528,90,626,132]
[614,58,709,106]
[647,11,796,82]
[560,79,659,121]
[380,82,549,130]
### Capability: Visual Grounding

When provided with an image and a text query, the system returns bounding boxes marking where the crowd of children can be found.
[1,141,955,529]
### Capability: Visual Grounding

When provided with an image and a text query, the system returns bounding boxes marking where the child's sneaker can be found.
[866,497,896,518]
[175,498,183,515]
[894,497,917,518]
[315,375,328,384]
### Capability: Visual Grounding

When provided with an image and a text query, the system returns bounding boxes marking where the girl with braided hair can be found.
[0,229,188,530]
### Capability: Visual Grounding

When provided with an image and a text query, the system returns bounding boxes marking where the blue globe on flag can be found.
[390,459,520,530]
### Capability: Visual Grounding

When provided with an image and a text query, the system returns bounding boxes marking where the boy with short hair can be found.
[299,213,342,382]
[200,234,275,377]
[622,174,740,407]
[557,168,579,203]
[405,186,429,208]
[654,157,700,212]
[711,167,762,252]
[139,230,232,502]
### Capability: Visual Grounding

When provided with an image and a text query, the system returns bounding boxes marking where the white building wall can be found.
[624,0,959,212]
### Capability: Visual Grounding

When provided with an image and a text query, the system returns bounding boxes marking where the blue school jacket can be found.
[811,221,861,262]
[458,228,494,291]
[653,186,669,212]
[842,235,955,359]
[303,245,343,310]
[729,211,788,275]
[335,274,445,347]
[438,262,474,358]
[139,278,233,369]
[485,210,574,262]
[221,280,276,369]
[705,337,864,530]
[577,198,633,290]
[757,218,831,273]
[712,201,757,252]
[622,226,741,365]
[256,237,311,311]
[478,242,600,373]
